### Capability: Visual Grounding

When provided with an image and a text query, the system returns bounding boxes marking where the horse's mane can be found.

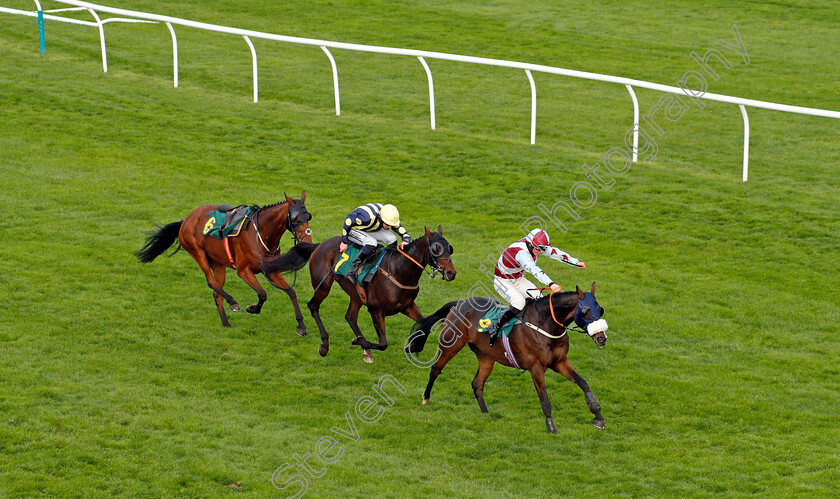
[532,291,578,312]
[259,200,288,210]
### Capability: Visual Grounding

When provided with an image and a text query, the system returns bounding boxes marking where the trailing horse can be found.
[303,226,457,364]
[136,192,317,331]
[409,283,608,433]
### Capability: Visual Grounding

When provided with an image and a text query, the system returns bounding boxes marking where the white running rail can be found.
[3,0,839,181]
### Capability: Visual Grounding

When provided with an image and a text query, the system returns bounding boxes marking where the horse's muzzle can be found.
[593,332,608,348]
[443,270,457,281]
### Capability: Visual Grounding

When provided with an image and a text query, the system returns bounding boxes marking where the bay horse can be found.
[135,192,317,332]
[407,283,608,433]
[299,226,456,364]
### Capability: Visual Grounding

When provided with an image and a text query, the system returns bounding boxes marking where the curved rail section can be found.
[4,0,839,181]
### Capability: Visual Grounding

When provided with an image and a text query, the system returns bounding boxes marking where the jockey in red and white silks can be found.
[488,228,586,344]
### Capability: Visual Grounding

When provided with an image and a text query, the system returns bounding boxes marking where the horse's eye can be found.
[292,213,301,223]
[431,243,444,257]
[581,306,591,319]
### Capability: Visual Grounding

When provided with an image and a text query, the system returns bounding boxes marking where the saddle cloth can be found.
[476,305,521,338]
[202,205,253,239]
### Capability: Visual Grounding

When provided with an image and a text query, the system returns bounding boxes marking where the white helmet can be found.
[380,204,400,226]
[525,228,550,249]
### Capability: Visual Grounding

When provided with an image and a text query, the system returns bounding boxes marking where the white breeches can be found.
[493,276,540,311]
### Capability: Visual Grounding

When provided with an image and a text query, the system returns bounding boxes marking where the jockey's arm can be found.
[514,250,554,287]
[543,246,583,267]
[392,223,411,245]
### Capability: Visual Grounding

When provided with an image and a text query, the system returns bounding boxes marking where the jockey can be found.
[338,203,411,278]
[488,228,586,346]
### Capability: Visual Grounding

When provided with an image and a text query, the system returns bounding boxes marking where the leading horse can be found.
[135,192,317,331]
[297,226,457,363]
[407,283,608,433]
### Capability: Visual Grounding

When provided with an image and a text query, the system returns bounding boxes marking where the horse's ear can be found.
[300,190,306,203]
[285,193,295,205]
[425,226,432,238]
[437,224,443,235]
[577,286,584,300]
[591,281,597,295]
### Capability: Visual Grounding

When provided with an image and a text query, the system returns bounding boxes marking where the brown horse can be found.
[299,226,456,363]
[407,283,608,433]
[136,192,316,331]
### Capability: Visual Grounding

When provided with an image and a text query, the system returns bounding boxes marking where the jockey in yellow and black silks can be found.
[338,203,411,276]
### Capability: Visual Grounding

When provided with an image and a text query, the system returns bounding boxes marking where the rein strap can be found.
[536,287,566,330]
[397,246,426,271]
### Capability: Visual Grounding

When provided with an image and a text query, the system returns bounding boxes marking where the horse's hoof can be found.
[593,418,606,429]
[246,305,260,314]
[318,344,329,357]
[230,303,241,312]
[422,398,429,405]
[363,351,374,364]
[296,326,307,337]
[351,337,363,346]
[546,418,557,434]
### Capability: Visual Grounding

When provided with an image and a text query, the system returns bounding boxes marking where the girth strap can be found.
[223,237,236,268]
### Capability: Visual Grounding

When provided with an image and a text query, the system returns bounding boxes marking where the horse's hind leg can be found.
[422,326,467,405]
[210,262,232,327]
[237,267,267,315]
[554,359,605,429]
[470,349,496,413]
[194,250,240,314]
[307,273,334,357]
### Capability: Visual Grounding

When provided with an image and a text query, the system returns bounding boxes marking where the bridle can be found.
[396,237,452,279]
[253,201,311,289]
[286,207,312,245]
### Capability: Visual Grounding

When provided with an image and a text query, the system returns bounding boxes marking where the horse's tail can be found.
[263,241,321,274]
[406,300,460,354]
[135,220,183,263]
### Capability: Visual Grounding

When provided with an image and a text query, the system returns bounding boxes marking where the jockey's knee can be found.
[509,295,527,311]
[381,232,398,245]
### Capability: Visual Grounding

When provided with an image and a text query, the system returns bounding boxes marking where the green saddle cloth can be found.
[476,305,521,337]
[202,207,253,239]
[333,246,387,285]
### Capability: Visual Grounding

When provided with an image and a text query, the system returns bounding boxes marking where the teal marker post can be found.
[38,10,45,54]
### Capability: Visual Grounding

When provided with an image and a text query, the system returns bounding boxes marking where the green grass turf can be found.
[1,0,839,496]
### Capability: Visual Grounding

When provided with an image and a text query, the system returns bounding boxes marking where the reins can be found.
[536,287,565,328]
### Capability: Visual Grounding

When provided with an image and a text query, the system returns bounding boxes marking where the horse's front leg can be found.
[529,367,556,433]
[210,262,233,327]
[345,299,374,363]
[354,310,388,355]
[237,267,267,314]
[554,358,605,429]
[268,271,307,337]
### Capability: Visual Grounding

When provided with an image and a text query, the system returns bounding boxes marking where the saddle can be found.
[333,244,389,304]
[202,204,255,239]
[477,304,522,338]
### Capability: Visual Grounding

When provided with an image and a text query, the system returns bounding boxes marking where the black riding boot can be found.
[350,245,376,280]
[488,307,520,347]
